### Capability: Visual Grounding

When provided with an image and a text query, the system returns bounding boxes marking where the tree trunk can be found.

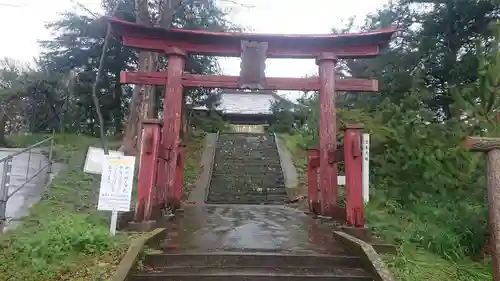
[159,0,183,135]
[120,0,155,155]
[114,79,124,135]
[159,0,182,27]
[114,46,124,136]
[120,0,183,155]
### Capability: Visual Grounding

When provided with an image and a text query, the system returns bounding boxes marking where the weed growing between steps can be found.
[281,133,491,281]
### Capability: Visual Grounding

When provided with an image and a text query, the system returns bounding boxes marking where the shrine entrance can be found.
[110,18,395,229]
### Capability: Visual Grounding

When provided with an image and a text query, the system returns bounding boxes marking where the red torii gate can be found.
[109,18,395,228]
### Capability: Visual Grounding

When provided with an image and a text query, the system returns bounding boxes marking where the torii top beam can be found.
[109,18,397,59]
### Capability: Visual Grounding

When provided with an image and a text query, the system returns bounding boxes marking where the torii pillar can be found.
[158,47,186,210]
[316,53,338,216]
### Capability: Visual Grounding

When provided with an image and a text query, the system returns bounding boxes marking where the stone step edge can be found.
[134,271,371,278]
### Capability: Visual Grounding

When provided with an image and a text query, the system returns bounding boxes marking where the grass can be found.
[0,133,205,281]
[280,133,492,281]
[0,134,133,281]
[279,134,307,199]
[181,133,205,199]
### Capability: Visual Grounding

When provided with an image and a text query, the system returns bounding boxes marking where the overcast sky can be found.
[0,0,389,99]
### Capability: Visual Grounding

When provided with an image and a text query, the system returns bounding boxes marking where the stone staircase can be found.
[129,205,376,281]
[133,252,374,281]
[206,133,288,204]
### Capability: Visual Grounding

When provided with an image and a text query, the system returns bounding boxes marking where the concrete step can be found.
[211,173,284,179]
[215,158,280,163]
[210,173,285,179]
[215,147,279,151]
[216,157,279,161]
[217,137,273,142]
[207,183,286,189]
[207,184,286,189]
[216,150,279,156]
[212,162,281,167]
[212,161,282,166]
[205,197,287,204]
[215,150,279,154]
[211,174,285,181]
[209,179,286,187]
[132,267,373,281]
[206,192,286,197]
[218,133,270,138]
[206,194,287,200]
[217,150,278,156]
[214,160,280,164]
[210,179,285,185]
[207,187,286,194]
[213,161,282,167]
[216,141,276,145]
[214,157,280,162]
[218,138,272,141]
[207,187,287,191]
[207,188,287,195]
[143,252,363,269]
[210,173,284,180]
[206,193,286,200]
[206,192,287,197]
[204,202,286,205]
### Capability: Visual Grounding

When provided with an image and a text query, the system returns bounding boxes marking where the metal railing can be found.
[0,137,55,225]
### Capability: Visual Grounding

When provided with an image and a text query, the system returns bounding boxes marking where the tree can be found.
[0,58,34,145]
[341,0,499,119]
[38,0,239,141]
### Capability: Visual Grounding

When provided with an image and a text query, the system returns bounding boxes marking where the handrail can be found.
[0,136,55,227]
[0,137,55,162]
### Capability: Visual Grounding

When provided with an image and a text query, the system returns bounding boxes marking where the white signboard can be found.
[362,133,370,203]
[98,155,135,212]
[337,176,345,186]
[83,146,124,175]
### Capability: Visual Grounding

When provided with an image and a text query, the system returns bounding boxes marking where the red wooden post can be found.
[343,124,364,227]
[307,148,320,214]
[161,47,186,208]
[135,119,161,222]
[156,134,167,208]
[316,53,338,217]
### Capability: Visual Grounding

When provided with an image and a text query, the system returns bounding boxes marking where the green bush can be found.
[0,134,129,281]
[281,91,489,262]
[0,214,113,279]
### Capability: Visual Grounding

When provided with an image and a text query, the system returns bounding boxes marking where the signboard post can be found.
[98,155,136,236]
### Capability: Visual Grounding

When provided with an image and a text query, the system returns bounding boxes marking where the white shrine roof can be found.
[193,90,290,115]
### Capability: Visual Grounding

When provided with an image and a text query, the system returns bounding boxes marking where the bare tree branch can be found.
[219,0,254,9]
[91,0,123,154]
[69,0,102,19]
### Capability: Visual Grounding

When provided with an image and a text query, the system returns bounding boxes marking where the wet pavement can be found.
[0,148,63,231]
[156,204,347,255]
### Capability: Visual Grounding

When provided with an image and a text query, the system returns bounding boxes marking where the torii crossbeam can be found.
[110,17,396,228]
